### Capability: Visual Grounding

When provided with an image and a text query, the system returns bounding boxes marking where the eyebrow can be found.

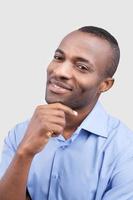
[55,48,95,69]
[55,49,65,55]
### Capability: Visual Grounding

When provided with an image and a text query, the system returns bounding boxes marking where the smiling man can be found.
[0,26,133,200]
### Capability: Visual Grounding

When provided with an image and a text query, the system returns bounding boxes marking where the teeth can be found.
[54,84,61,88]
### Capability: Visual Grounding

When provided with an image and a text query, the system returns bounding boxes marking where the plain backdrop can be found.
[0,0,133,152]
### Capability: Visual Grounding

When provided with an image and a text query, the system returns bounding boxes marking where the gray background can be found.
[0,0,133,152]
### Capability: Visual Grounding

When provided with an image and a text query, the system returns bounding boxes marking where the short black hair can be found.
[78,26,120,77]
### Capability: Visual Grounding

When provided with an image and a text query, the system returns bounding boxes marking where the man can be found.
[0,26,133,200]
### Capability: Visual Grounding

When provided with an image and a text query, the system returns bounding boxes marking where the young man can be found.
[0,26,133,200]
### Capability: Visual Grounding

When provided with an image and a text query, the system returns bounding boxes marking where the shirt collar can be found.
[79,101,109,138]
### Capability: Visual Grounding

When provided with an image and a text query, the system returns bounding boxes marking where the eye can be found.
[76,64,88,72]
[54,54,63,61]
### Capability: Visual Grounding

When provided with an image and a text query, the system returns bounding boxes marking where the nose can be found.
[52,61,73,80]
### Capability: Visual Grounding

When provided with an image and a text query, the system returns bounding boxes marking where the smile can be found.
[48,79,72,94]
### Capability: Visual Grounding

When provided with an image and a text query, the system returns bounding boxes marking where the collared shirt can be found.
[1,101,133,200]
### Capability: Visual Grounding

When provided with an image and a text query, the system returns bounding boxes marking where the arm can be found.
[0,103,76,200]
[0,151,33,200]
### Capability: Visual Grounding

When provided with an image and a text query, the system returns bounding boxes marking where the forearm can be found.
[0,103,73,200]
[0,150,33,200]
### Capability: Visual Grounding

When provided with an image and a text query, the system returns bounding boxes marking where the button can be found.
[61,145,67,150]
[52,174,58,179]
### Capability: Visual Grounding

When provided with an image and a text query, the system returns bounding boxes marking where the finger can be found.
[38,109,66,118]
[49,103,78,116]
[44,116,66,127]
[46,124,64,136]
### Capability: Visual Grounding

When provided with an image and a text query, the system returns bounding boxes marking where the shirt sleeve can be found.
[0,120,29,179]
[0,128,17,179]
[102,147,133,200]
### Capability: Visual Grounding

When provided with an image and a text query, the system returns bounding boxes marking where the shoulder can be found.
[108,115,133,142]
[5,119,30,150]
[105,114,133,156]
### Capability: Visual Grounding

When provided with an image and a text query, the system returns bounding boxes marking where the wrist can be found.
[17,145,35,160]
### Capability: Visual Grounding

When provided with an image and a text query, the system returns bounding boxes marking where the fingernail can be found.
[73,111,78,116]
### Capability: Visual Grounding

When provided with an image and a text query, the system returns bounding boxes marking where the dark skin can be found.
[0,31,114,200]
[45,31,114,138]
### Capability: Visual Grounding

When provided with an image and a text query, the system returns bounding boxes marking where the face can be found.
[45,31,113,110]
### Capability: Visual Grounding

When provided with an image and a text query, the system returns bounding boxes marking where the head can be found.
[45,26,120,111]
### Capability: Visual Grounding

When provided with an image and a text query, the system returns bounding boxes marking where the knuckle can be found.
[63,120,66,127]
[59,110,65,118]
[36,105,43,110]
[36,105,47,112]
[35,111,42,120]
[61,118,66,126]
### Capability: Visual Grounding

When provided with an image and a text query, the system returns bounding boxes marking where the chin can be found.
[45,90,68,105]
[45,91,83,109]
[45,94,64,104]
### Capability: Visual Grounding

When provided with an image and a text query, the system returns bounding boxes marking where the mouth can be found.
[48,79,72,94]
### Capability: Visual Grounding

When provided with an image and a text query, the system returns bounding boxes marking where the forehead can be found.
[58,31,113,72]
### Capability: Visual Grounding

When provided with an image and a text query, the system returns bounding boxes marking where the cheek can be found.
[78,76,99,89]
[77,76,101,95]
[47,62,54,74]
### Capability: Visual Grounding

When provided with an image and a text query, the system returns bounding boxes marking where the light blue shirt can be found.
[1,101,133,200]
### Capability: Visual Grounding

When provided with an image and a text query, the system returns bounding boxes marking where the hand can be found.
[18,103,77,157]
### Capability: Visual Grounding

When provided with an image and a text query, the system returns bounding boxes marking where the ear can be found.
[99,77,114,93]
